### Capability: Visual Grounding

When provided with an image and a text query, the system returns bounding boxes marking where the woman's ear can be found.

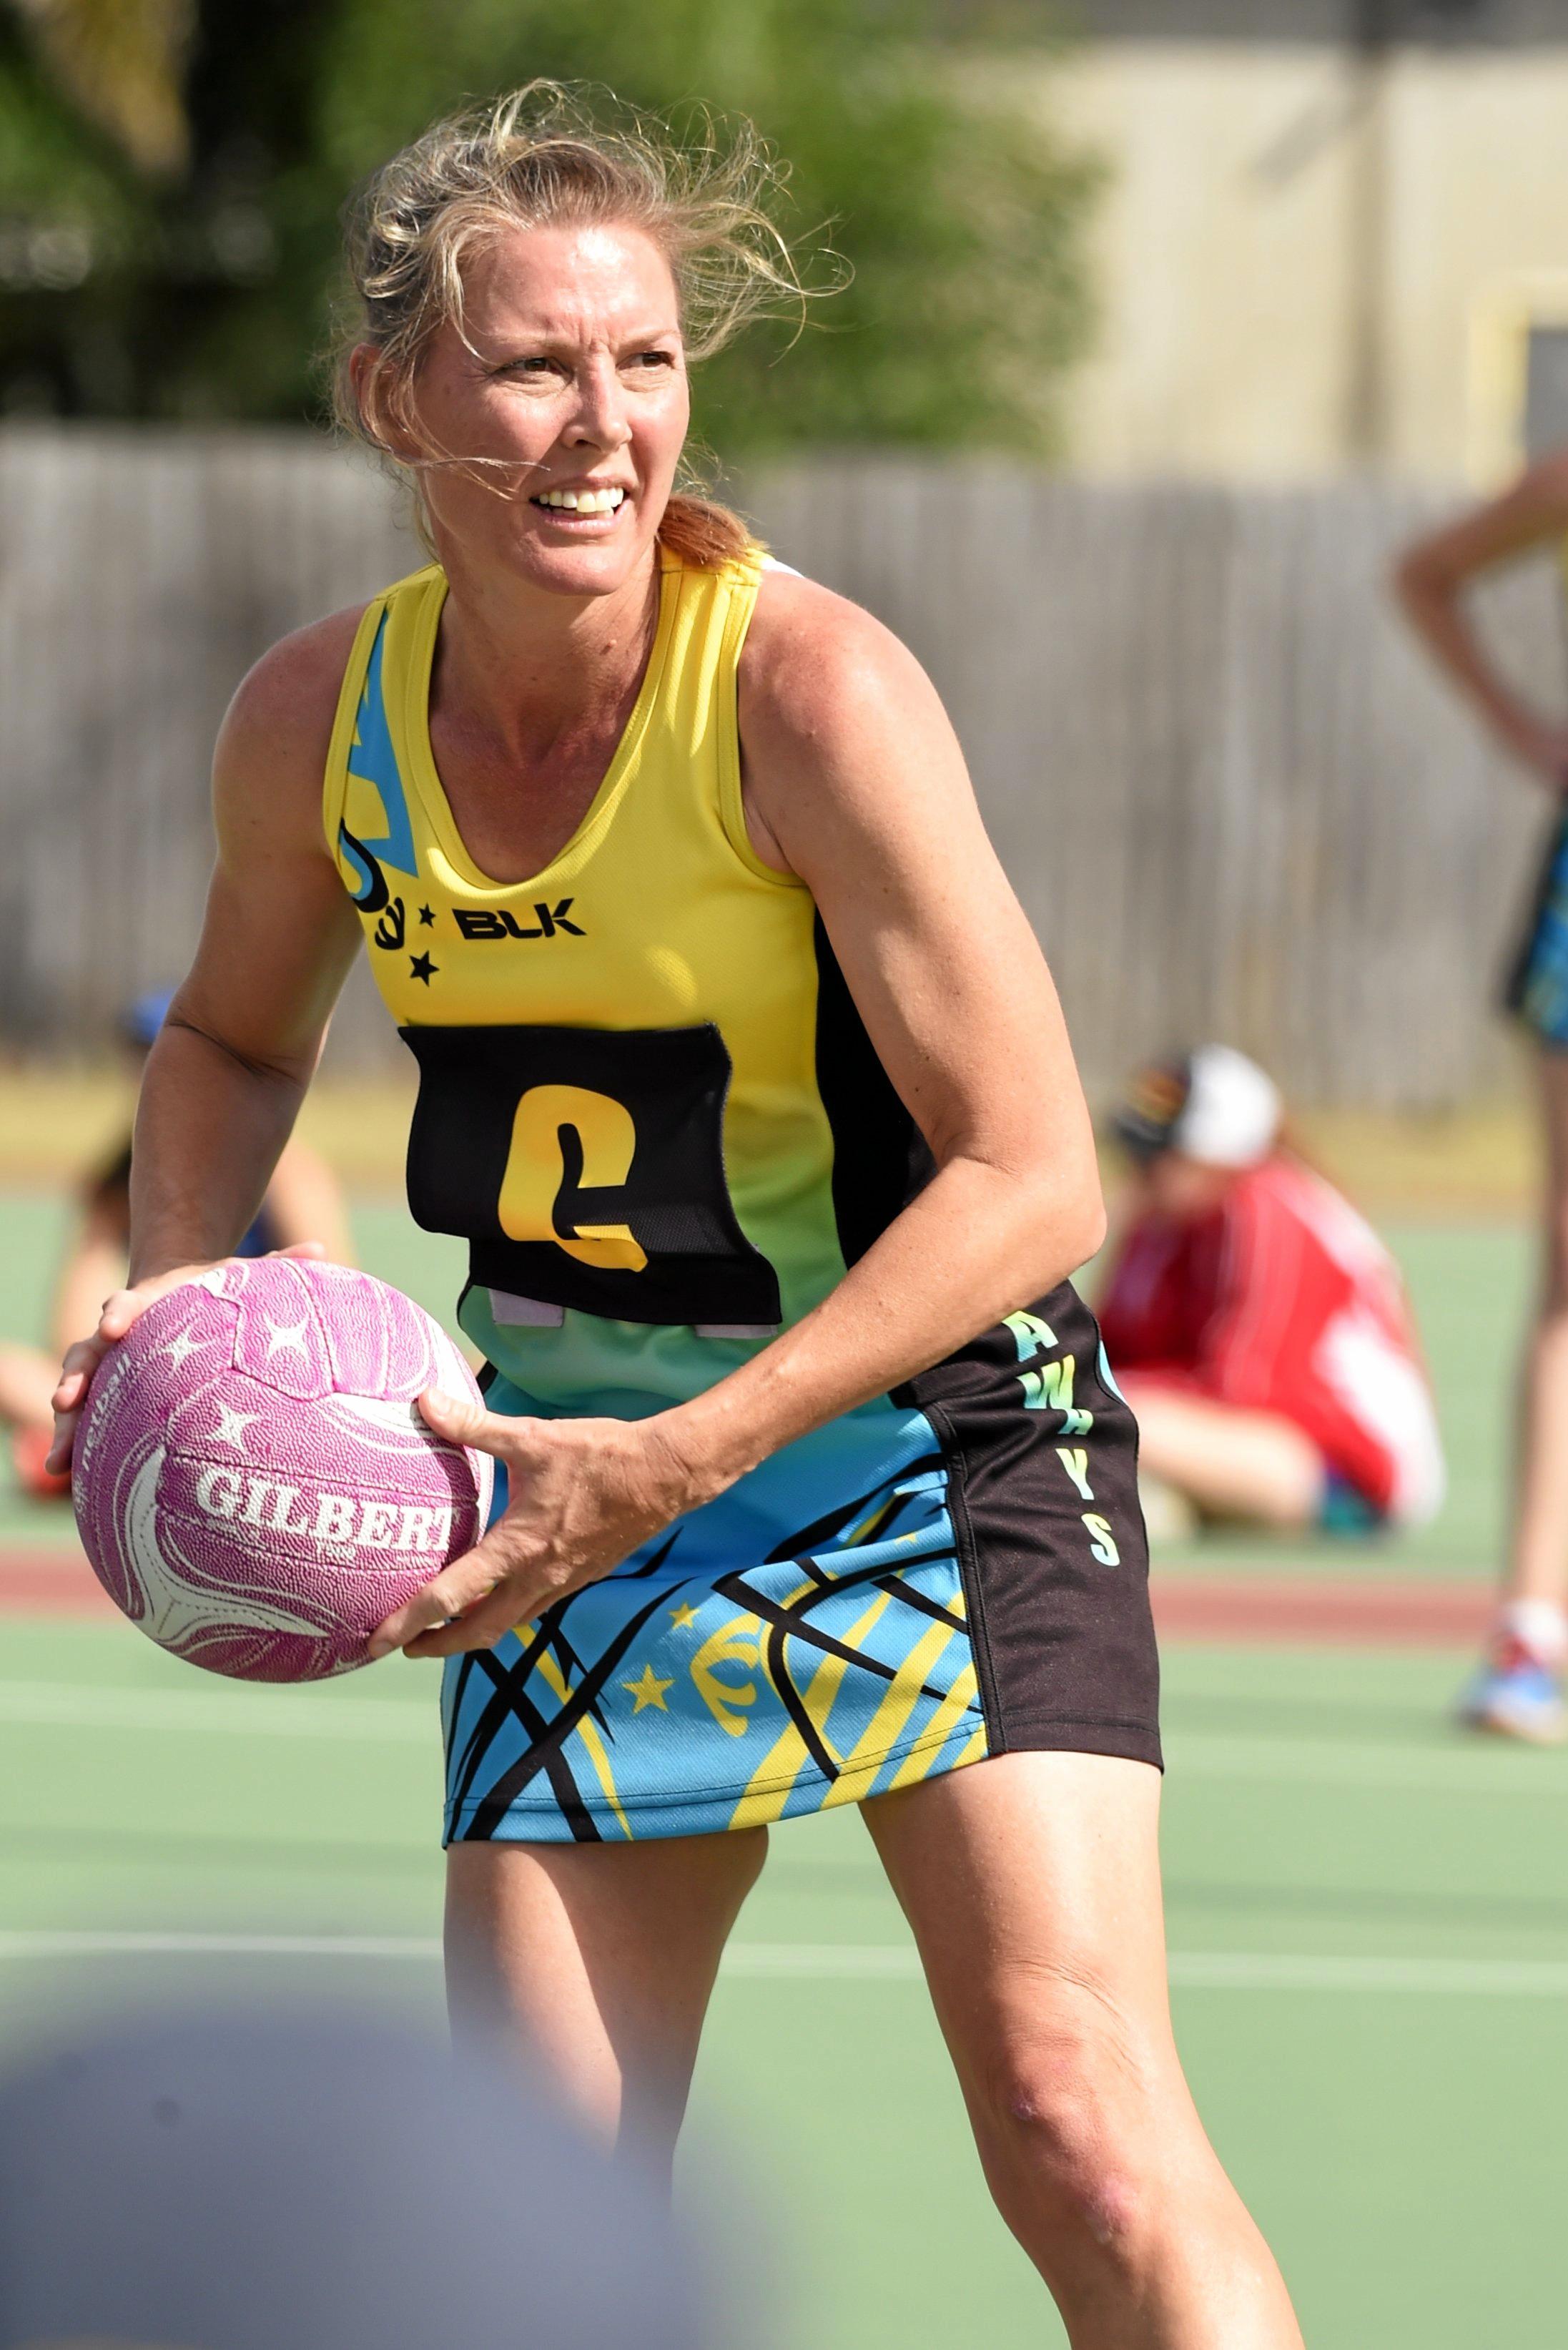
[348,343,413,460]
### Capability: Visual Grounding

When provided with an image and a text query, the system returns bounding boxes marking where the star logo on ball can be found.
[409,951,438,985]
[210,1402,260,1454]
[265,1317,311,1360]
[161,1327,207,1370]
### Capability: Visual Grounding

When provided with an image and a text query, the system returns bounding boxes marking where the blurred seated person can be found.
[1098,1046,1444,1538]
[0,989,352,1501]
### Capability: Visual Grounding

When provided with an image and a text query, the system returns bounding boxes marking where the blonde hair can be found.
[334,82,808,568]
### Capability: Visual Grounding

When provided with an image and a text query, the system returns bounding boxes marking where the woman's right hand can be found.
[46,1242,327,1474]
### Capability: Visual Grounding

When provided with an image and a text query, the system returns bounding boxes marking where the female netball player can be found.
[50,88,1301,2346]
[1399,452,1568,1741]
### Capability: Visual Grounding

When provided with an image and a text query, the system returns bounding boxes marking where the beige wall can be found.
[1040,42,1568,481]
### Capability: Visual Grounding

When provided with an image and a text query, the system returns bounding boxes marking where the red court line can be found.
[0,1545,1495,1646]
[1150,1575,1491,1647]
[0,1548,115,1618]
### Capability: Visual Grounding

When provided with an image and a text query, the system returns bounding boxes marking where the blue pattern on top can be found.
[346,613,420,878]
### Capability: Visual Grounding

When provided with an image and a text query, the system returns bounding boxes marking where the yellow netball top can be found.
[322,546,931,1414]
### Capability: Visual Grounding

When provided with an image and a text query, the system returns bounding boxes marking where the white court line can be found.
[0,1934,1564,1996]
[0,1682,433,1744]
[1165,1952,1568,1996]
[0,1930,441,1960]
[2,1683,1567,1799]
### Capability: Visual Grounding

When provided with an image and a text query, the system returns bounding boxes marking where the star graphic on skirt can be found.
[622,1663,674,1714]
[418,905,435,926]
[409,951,438,985]
[669,1603,699,1631]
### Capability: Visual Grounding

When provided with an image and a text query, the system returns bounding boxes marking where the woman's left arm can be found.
[661,573,1104,1476]
[380,579,1102,1656]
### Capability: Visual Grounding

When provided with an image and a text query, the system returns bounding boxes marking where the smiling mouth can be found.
[529,486,628,518]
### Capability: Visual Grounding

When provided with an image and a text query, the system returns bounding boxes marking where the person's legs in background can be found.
[1463,1048,1568,1740]
[1119,1378,1325,1537]
[0,1341,72,1500]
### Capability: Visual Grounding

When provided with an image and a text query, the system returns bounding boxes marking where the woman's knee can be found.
[968,2003,1174,2259]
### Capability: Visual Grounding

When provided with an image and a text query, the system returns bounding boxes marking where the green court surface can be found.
[1,1192,1566,2341]
[0,1626,1561,2345]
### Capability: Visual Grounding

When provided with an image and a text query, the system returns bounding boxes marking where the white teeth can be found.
[536,487,626,514]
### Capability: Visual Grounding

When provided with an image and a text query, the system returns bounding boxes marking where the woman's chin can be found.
[495,522,654,600]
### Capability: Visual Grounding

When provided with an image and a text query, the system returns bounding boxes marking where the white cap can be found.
[1170,1045,1282,1168]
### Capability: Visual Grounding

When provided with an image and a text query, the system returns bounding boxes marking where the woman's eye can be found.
[627,350,676,370]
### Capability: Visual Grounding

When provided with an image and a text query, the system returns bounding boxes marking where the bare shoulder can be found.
[737,567,979,888]
[740,566,946,757]
[216,602,370,797]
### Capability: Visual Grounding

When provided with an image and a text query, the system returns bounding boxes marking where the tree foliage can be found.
[0,0,1100,458]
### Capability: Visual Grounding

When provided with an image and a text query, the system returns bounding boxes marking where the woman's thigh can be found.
[864,1749,1170,2037]
[446,1827,767,2164]
[862,1749,1208,2203]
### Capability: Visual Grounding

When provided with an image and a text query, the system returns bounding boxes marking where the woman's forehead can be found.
[460,220,680,338]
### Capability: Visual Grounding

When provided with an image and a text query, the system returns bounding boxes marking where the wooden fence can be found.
[1,427,1560,1105]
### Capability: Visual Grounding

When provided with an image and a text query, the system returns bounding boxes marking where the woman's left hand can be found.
[367,1389,701,1660]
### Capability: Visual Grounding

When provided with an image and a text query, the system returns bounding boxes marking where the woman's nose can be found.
[564,358,631,451]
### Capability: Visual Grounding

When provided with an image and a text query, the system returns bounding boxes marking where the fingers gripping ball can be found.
[72,1260,493,1682]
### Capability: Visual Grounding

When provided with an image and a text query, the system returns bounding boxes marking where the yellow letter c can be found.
[498,1084,648,1272]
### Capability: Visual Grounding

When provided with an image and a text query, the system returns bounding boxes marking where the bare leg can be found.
[864,1752,1303,2350]
[1119,1378,1323,1530]
[445,1828,766,2186]
[1503,1050,1568,1606]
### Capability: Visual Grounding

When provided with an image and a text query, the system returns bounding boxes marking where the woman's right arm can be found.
[49,610,367,1465]
[1394,448,1568,785]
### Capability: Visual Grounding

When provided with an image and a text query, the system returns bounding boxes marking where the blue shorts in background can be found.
[1507,808,1568,1048]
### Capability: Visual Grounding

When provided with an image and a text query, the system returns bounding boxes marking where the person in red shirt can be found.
[1098,1047,1444,1538]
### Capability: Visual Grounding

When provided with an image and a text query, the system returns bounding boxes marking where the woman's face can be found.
[365,219,690,603]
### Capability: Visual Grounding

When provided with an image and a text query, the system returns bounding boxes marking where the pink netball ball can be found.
[72,1258,494,1683]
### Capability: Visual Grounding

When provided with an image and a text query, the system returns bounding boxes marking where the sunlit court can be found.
[0,1175,1562,2343]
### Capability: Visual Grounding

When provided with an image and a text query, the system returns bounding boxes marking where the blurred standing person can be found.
[1099,1048,1444,1541]
[1397,455,1568,1740]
